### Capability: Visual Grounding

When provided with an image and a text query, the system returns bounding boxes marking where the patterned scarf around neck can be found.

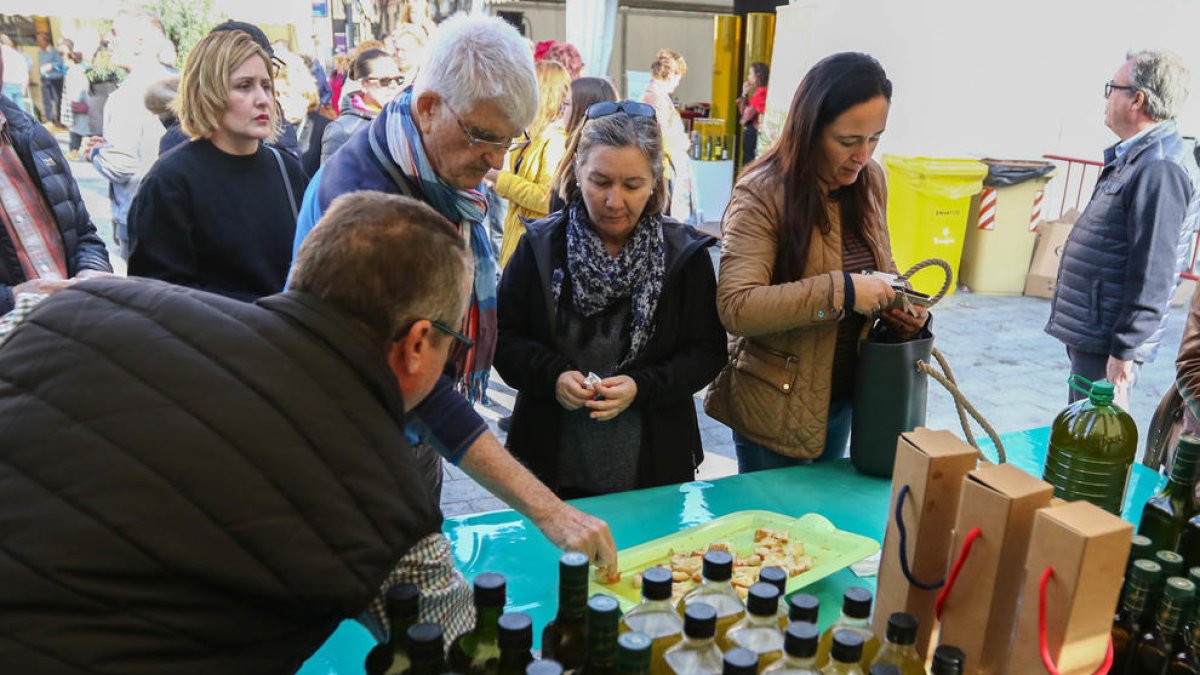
[386,89,497,402]
[350,91,383,116]
[552,200,666,369]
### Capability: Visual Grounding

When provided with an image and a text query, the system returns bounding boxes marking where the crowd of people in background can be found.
[1,5,1195,672]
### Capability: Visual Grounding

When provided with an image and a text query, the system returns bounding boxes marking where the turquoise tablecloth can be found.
[298,427,1163,674]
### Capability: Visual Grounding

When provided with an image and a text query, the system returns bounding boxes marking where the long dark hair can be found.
[564,77,618,136]
[747,52,891,283]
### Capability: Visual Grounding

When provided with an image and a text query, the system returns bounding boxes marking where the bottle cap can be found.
[498,612,533,649]
[1165,576,1196,603]
[1089,380,1115,404]
[384,583,420,619]
[787,593,819,624]
[1177,435,1200,459]
[527,660,564,675]
[830,630,864,664]
[1132,559,1163,584]
[683,602,718,639]
[560,551,590,582]
[870,666,901,675]
[1130,535,1153,561]
[1190,567,1200,589]
[885,612,918,645]
[617,632,652,672]
[587,593,621,625]
[841,586,872,619]
[406,622,444,660]
[1157,550,1185,578]
[932,645,966,674]
[722,648,758,675]
[702,550,734,582]
[473,572,507,607]
[746,582,780,617]
[783,621,818,659]
[642,566,673,602]
[758,566,787,595]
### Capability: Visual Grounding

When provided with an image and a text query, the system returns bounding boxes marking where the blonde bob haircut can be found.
[174,29,279,142]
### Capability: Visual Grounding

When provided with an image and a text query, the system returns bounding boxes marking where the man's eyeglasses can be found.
[585,100,657,120]
[364,76,404,88]
[395,319,474,348]
[1105,81,1138,99]
[444,100,527,153]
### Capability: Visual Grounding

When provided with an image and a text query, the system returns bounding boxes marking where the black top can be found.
[129,139,308,301]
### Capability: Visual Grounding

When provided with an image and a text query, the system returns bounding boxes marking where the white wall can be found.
[499,1,718,105]
[765,0,1200,164]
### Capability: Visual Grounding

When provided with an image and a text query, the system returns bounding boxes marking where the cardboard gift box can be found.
[1008,501,1132,675]
[1023,208,1080,299]
[873,428,979,658]
[935,463,1054,674]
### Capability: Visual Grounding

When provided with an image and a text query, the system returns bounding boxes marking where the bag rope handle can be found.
[1038,566,1113,675]
[934,527,982,620]
[894,484,945,590]
[895,259,1007,464]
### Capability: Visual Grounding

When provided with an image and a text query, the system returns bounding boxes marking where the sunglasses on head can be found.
[585,100,657,120]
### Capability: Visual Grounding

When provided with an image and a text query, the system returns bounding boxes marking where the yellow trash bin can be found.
[959,159,1057,294]
[883,155,988,297]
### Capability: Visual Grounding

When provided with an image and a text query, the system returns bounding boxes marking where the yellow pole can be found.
[710,14,742,161]
[744,12,776,73]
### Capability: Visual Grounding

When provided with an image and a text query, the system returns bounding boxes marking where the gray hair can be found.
[289,191,471,351]
[413,14,537,128]
[554,111,669,216]
[1126,49,1190,121]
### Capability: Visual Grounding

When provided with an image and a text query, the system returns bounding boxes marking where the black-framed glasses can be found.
[364,76,404,88]
[1105,81,1138,98]
[444,100,527,153]
[395,319,474,348]
[585,100,657,120]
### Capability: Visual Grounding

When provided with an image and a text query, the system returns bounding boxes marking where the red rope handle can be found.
[1038,566,1113,675]
[934,527,982,620]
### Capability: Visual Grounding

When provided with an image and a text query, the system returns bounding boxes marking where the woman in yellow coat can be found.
[490,61,571,267]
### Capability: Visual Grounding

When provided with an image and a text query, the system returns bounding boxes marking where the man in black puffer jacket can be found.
[0,51,112,313]
[1047,49,1200,412]
[0,192,469,673]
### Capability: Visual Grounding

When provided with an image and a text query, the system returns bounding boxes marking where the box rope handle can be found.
[894,484,945,590]
[897,259,1007,463]
[934,527,982,620]
[1038,566,1113,675]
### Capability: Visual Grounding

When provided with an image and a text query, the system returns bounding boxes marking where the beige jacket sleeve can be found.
[716,173,848,337]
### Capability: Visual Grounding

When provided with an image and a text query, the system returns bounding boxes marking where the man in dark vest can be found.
[1047,49,1200,412]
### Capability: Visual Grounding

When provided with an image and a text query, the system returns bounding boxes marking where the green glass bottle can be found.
[1140,437,1200,551]
[821,630,864,675]
[448,572,506,675]
[405,623,450,675]
[1131,535,1155,572]
[929,646,965,675]
[1134,577,1197,675]
[724,648,759,675]
[618,632,654,675]
[498,613,534,675]
[757,566,790,629]
[1042,378,1138,514]
[1113,559,1163,674]
[579,594,621,675]
[762,623,821,675]
[1180,518,1200,572]
[868,614,922,675]
[543,552,591,671]
[366,583,421,675]
[1168,596,1200,674]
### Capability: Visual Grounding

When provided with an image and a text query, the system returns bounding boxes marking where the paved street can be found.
[59,130,1188,519]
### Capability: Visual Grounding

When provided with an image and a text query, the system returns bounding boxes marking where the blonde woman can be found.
[489,59,571,267]
[128,29,307,301]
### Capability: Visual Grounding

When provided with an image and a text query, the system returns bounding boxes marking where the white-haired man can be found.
[1047,50,1200,412]
[293,14,617,588]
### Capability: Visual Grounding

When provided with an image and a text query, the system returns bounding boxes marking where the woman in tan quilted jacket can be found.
[704,52,928,472]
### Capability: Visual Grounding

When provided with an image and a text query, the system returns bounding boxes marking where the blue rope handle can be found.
[895,484,946,591]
